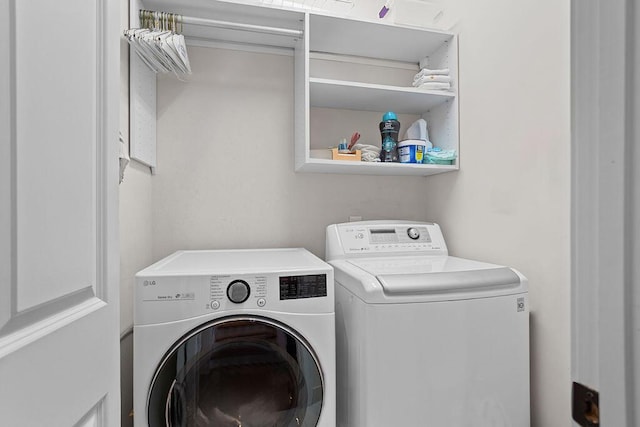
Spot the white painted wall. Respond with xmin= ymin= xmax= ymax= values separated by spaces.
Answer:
xmin=421 ymin=1 xmax=571 ymax=426
xmin=119 ymin=1 xmax=153 ymax=425
xmin=119 ymin=0 xmax=570 ymax=425
xmin=152 ymin=46 xmax=429 ymax=260
xmin=119 ymin=160 xmax=153 ymax=333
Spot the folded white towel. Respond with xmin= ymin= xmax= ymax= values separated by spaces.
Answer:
xmin=351 ymin=143 xmax=381 ymax=162
xmin=413 ymin=68 xmax=450 ymax=81
xmin=413 ymin=74 xmax=452 ymax=85
xmin=414 ymin=82 xmax=451 ymax=91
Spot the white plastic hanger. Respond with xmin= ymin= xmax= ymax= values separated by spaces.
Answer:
xmin=124 ymin=11 xmax=192 ymax=78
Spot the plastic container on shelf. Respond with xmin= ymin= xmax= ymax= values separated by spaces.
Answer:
xmin=398 ymin=140 xmax=427 ymax=163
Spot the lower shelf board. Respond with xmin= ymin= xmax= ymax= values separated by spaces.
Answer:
xmin=295 ymin=158 xmax=458 ymax=176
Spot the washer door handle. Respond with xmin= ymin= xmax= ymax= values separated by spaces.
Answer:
xmin=167 ymin=380 xmax=186 ymax=427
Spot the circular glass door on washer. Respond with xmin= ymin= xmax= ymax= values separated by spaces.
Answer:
xmin=148 ymin=317 xmax=323 ymax=427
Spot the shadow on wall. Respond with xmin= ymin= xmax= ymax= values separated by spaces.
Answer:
xmin=121 ymin=329 xmax=134 ymax=427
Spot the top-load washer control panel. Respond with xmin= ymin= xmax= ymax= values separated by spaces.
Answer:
xmin=326 ymin=221 xmax=448 ymax=260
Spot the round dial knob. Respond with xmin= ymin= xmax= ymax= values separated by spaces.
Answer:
xmin=407 ymin=227 xmax=420 ymax=240
xmin=227 ymin=280 xmax=250 ymax=304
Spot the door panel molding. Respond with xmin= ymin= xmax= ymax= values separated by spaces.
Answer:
xmin=0 ymin=288 xmax=100 ymax=358
xmin=74 ymin=395 xmax=106 ymax=427
xmin=95 ymin=0 xmax=111 ymax=305
xmin=14 ymin=0 xmax=101 ymax=311
xmin=2 ymin=0 xmax=111 ymax=338
xmin=0 ymin=0 xmax=16 ymax=332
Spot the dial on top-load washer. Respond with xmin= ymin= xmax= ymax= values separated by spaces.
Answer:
xmin=326 ymin=220 xmax=530 ymax=427
xmin=133 ymin=248 xmax=335 ymax=427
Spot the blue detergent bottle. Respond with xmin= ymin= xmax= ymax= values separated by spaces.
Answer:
xmin=379 ymin=111 xmax=400 ymax=162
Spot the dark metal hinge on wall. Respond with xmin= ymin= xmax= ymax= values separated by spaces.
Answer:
xmin=572 ymin=382 xmax=600 ymax=426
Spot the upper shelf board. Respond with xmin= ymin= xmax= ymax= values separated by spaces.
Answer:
xmin=309 ymin=14 xmax=454 ymax=63
xmin=310 ymin=78 xmax=455 ymax=114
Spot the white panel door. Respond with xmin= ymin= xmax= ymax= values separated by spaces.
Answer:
xmin=571 ymin=0 xmax=638 ymax=425
xmin=0 ymin=0 xmax=120 ymax=425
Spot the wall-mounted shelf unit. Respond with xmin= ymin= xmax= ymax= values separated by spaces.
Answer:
xmin=130 ymin=0 xmax=459 ymax=176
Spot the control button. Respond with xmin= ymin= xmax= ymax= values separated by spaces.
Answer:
xmin=407 ymin=227 xmax=420 ymax=240
xmin=257 ymin=298 xmax=266 ymax=307
xmin=227 ymin=280 xmax=250 ymax=304
xmin=211 ymin=300 xmax=220 ymax=310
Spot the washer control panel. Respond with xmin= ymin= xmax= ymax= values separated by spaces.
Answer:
xmin=134 ymin=249 xmax=333 ymax=325
xmin=136 ymin=270 xmax=333 ymax=324
xmin=330 ymin=222 xmax=448 ymax=256
xmin=210 ymin=275 xmax=267 ymax=309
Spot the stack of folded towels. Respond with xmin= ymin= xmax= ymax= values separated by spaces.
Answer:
xmin=412 ymin=68 xmax=452 ymax=91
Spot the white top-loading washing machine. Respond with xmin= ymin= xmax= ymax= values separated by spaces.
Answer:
xmin=326 ymin=221 xmax=530 ymax=427
xmin=133 ymin=248 xmax=335 ymax=427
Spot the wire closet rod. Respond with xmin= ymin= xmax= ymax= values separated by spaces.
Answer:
xmin=140 ymin=9 xmax=304 ymax=38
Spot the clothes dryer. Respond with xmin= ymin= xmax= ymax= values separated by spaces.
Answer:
xmin=133 ymin=248 xmax=335 ymax=427
xmin=326 ymin=221 xmax=530 ymax=427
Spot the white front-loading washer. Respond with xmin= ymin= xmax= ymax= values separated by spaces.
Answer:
xmin=326 ymin=221 xmax=530 ymax=427
xmin=133 ymin=248 xmax=335 ymax=427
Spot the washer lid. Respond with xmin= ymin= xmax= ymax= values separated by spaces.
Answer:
xmin=376 ymin=268 xmax=521 ymax=295
xmin=334 ymin=256 xmax=526 ymax=302
xmin=347 ymin=255 xmax=500 ymax=276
